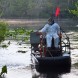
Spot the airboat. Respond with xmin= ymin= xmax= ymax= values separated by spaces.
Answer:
xmin=30 ymin=29 xmax=71 ymax=73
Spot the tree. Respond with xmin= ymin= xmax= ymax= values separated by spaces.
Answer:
xmin=69 ymin=1 xmax=78 ymax=17
xmin=0 ymin=0 xmax=4 ymax=17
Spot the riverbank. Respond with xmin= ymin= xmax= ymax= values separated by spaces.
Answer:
xmin=0 ymin=18 xmax=78 ymax=31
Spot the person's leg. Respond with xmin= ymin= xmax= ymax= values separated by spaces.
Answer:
xmin=46 ymin=35 xmax=52 ymax=47
xmin=54 ymin=37 xmax=59 ymax=48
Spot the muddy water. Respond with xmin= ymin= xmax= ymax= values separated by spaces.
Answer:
xmin=0 ymin=40 xmax=32 ymax=78
xmin=32 ymin=49 xmax=78 ymax=78
xmin=0 ymin=20 xmax=78 ymax=78
xmin=0 ymin=32 xmax=78 ymax=78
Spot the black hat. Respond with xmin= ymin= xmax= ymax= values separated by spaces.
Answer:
xmin=48 ymin=17 xmax=54 ymax=22
xmin=48 ymin=17 xmax=54 ymax=25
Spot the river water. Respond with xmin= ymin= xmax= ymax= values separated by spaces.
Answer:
xmin=0 ymin=20 xmax=78 ymax=78
xmin=0 ymin=31 xmax=78 ymax=78
xmin=0 ymin=40 xmax=32 ymax=78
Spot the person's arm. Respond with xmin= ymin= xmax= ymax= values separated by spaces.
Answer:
xmin=58 ymin=32 xmax=62 ymax=38
xmin=37 ymin=24 xmax=48 ymax=35
xmin=36 ymin=32 xmax=43 ymax=35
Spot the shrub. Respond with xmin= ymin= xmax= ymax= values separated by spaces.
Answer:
xmin=0 ymin=22 xmax=8 ymax=43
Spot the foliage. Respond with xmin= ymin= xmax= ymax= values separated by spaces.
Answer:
xmin=14 ymin=27 xmax=26 ymax=35
xmin=0 ymin=0 xmax=3 ymax=17
xmin=0 ymin=65 xmax=7 ymax=76
xmin=6 ymin=28 xmax=33 ymax=42
xmin=69 ymin=1 xmax=78 ymax=17
xmin=0 ymin=22 xmax=8 ymax=43
xmin=0 ymin=0 xmax=77 ymax=18
xmin=1 ymin=44 xmax=8 ymax=48
xmin=73 ymin=62 xmax=78 ymax=68
xmin=26 ymin=30 xmax=33 ymax=35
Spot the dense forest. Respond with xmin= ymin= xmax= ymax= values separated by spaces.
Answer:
xmin=0 ymin=0 xmax=77 ymax=18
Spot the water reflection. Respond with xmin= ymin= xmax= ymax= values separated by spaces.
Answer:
xmin=0 ymin=40 xmax=32 ymax=78
xmin=45 ymin=73 xmax=60 ymax=78
xmin=32 ymin=66 xmax=71 ymax=78
xmin=32 ymin=73 xmax=60 ymax=78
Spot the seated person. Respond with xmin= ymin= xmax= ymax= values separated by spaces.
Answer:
xmin=37 ymin=17 xmax=62 ymax=50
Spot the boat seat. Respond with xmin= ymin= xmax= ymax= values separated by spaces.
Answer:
xmin=43 ymin=38 xmax=62 ymax=57
xmin=30 ymin=32 xmax=40 ymax=52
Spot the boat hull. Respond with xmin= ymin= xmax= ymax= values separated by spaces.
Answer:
xmin=35 ymin=56 xmax=71 ymax=73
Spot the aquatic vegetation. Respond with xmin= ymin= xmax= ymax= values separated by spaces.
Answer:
xmin=1 ymin=44 xmax=8 ymax=48
xmin=0 ymin=65 xmax=7 ymax=77
xmin=17 ymin=50 xmax=27 ymax=53
xmin=6 ymin=28 xmax=33 ymax=43
xmin=73 ymin=62 xmax=78 ymax=68
xmin=14 ymin=27 xmax=26 ymax=35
